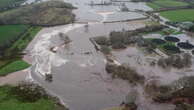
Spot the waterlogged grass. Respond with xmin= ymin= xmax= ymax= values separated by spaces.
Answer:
xmin=160 ymin=9 xmax=194 ymax=22
xmin=0 ymin=86 xmax=57 ymax=110
xmin=0 ymin=60 xmax=30 ymax=76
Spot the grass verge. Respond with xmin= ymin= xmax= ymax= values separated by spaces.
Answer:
xmin=0 ymin=60 xmax=30 ymax=76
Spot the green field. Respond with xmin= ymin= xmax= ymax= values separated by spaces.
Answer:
xmin=6 ymin=26 xmax=42 ymax=54
xmin=0 ymin=25 xmax=29 ymax=48
xmin=0 ymin=86 xmax=63 ymax=110
xmin=0 ymin=60 xmax=30 ymax=76
xmin=0 ymin=0 xmax=25 ymax=9
xmin=160 ymin=9 xmax=194 ymax=22
xmin=0 ymin=25 xmax=41 ymax=76
xmin=147 ymin=0 xmax=189 ymax=10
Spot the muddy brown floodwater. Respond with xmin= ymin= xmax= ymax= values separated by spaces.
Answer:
xmin=24 ymin=0 xmax=194 ymax=110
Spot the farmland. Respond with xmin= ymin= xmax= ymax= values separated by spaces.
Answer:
xmin=147 ymin=0 xmax=189 ymax=10
xmin=146 ymin=0 xmax=194 ymax=22
xmin=160 ymin=9 xmax=194 ymax=22
xmin=0 ymin=25 xmax=30 ymax=50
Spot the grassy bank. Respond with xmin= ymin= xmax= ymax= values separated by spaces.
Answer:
xmin=0 ymin=84 xmax=67 ymax=110
xmin=0 ymin=60 xmax=30 ymax=76
xmin=0 ymin=25 xmax=41 ymax=76
xmin=5 ymin=26 xmax=42 ymax=55
xmin=159 ymin=9 xmax=194 ymax=22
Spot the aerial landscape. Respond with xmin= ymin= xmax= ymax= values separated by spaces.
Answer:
xmin=0 ymin=0 xmax=194 ymax=110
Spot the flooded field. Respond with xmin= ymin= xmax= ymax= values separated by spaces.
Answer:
xmin=24 ymin=0 xmax=194 ymax=110
xmin=27 ymin=22 xmax=146 ymax=110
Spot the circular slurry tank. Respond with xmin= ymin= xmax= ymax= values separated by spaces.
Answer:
xmin=163 ymin=45 xmax=181 ymax=54
xmin=151 ymin=38 xmax=166 ymax=45
xmin=177 ymin=42 xmax=194 ymax=50
xmin=164 ymin=36 xmax=180 ymax=42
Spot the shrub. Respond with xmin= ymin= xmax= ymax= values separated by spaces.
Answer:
xmin=112 ymin=42 xmax=126 ymax=49
xmin=109 ymin=31 xmax=125 ymax=45
xmin=153 ymin=76 xmax=194 ymax=103
xmin=94 ymin=36 xmax=110 ymax=46
xmin=11 ymin=82 xmax=48 ymax=102
xmin=100 ymin=45 xmax=111 ymax=55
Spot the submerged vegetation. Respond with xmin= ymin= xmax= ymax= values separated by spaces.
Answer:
xmin=150 ymin=76 xmax=194 ymax=104
xmin=157 ymin=53 xmax=192 ymax=69
xmin=94 ymin=25 xmax=166 ymax=52
xmin=146 ymin=76 xmax=194 ymax=109
xmin=106 ymin=63 xmax=144 ymax=84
